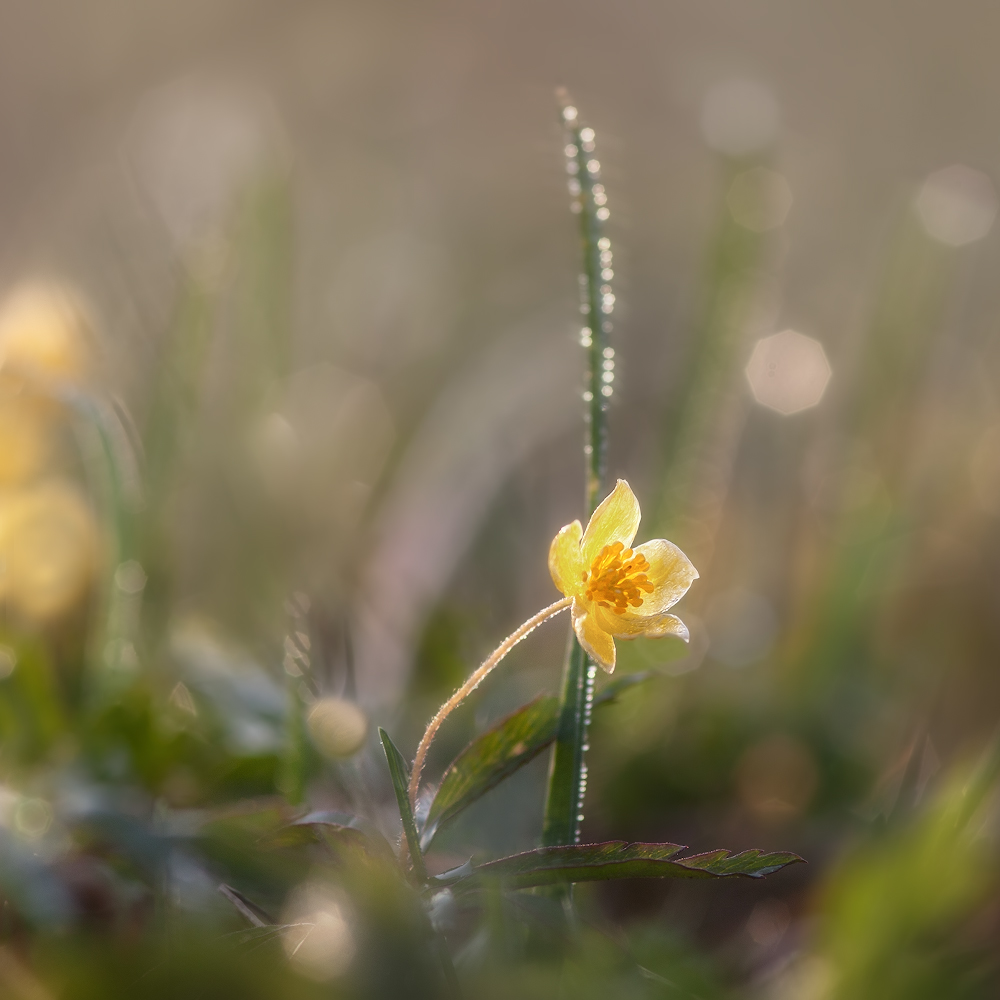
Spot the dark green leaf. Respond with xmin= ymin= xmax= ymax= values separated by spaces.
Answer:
xmin=421 ymin=695 xmax=559 ymax=850
xmin=450 ymin=841 xmax=804 ymax=892
xmin=379 ymin=728 xmax=427 ymax=881
xmin=287 ymin=810 xmax=395 ymax=860
xmin=421 ymin=676 xmax=663 ymax=851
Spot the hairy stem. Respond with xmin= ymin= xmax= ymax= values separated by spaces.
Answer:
xmin=408 ymin=596 xmax=572 ymax=809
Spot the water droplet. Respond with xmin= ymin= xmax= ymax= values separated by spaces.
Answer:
xmin=583 ymin=444 xmax=594 ymax=454
xmin=582 ymin=391 xmax=593 ymax=402
xmin=600 ymin=250 xmax=612 ymax=264
xmin=563 ymin=106 xmax=578 ymax=122
xmin=603 ymin=347 xmax=615 ymax=359
xmin=580 ymin=127 xmax=595 ymax=143
xmin=586 ymin=159 xmax=600 ymax=174
xmin=570 ymin=201 xmax=582 ymax=214
xmin=594 ymin=192 xmax=608 ymax=207
xmin=602 ymin=321 xmax=613 ymax=333
xmin=601 ymin=385 xmax=614 ymax=397
xmin=564 ymin=144 xmax=578 ymax=157
xmin=568 ymin=179 xmax=581 ymax=196
xmin=601 ymin=268 xmax=613 ymax=281
xmin=598 ymin=237 xmax=610 ymax=251
xmin=596 ymin=207 xmax=610 ymax=221
xmin=603 ymin=359 xmax=614 ymax=371
xmin=566 ymin=161 xmax=579 ymax=175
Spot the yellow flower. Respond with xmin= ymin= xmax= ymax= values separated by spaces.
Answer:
xmin=0 ymin=480 xmax=100 ymax=622
xmin=0 ymin=282 xmax=90 ymax=389
xmin=549 ymin=479 xmax=698 ymax=673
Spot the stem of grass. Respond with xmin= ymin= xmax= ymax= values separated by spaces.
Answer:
xmin=542 ymin=94 xmax=611 ymax=849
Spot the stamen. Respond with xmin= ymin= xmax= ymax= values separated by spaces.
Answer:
xmin=583 ymin=542 xmax=655 ymax=613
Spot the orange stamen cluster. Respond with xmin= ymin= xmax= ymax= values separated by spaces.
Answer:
xmin=582 ymin=541 xmax=654 ymax=614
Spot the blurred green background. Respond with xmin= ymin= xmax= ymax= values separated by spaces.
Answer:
xmin=0 ymin=0 xmax=999 ymax=996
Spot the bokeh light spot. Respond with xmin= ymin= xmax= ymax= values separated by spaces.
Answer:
xmin=746 ymin=329 xmax=831 ymax=415
xmin=14 ymin=798 xmax=52 ymax=840
xmin=307 ymin=697 xmax=368 ymax=758
xmin=916 ymin=164 xmax=997 ymax=246
xmin=282 ymin=884 xmax=356 ymax=982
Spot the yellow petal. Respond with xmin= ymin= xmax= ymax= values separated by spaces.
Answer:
xmin=595 ymin=605 xmax=689 ymax=642
xmin=633 ymin=538 xmax=698 ymax=614
xmin=572 ymin=599 xmax=616 ymax=673
xmin=581 ymin=479 xmax=641 ymax=567
xmin=548 ymin=519 xmax=584 ymax=597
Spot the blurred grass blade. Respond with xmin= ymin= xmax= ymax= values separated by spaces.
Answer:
xmin=379 ymin=728 xmax=428 ymax=881
xmin=651 ymin=155 xmax=768 ymax=542
xmin=218 ymin=883 xmax=273 ymax=927
xmin=448 ymin=841 xmax=803 ymax=892
xmin=421 ymin=695 xmax=560 ymax=850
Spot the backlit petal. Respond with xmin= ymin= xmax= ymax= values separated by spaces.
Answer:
xmin=632 ymin=538 xmax=698 ymax=614
xmin=581 ymin=479 xmax=641 ymax=567
xmin=572 ymin=599 xmax=617 ymax=673
xmin=549 ymin=520 xmax=584 ymax=597
xmin=595 ymin=604 xmax=689 ymax=642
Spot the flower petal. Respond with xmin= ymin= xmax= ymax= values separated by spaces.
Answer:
xmin=581 ymin=479 xmax=641 ymax=567
xmin=595 ymin=605 xmax=689 ymax=642
xmin=572 ymin=599 xmax=616 ymax=673
xmin=632 ymin=538 xmax=698 ymax=614
xmin=548 ymin=519 xmax=584 ymax=597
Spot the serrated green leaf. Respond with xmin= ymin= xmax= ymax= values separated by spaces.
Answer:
xmin=379 ymin=728 xmax=427 ymax=881
xmin=421 ymin=695 xmax=559 ymax=850
xmin=448 ymin=841 xmax=804 ymax=892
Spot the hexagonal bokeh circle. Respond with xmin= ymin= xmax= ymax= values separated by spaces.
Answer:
xmin=745 ymin=329 xmax=831 ymax=415
xmin=916 ymin=164 xmax=997 ymax=247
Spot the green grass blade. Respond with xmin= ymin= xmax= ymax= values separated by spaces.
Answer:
xmin=542 ymin=96 xmax=613 ymax=850
xmin=379 ymin=728 xmax=428 ymax=882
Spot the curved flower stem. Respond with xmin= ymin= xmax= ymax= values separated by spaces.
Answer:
xmin=408 ymin=596 xmax=573 ymax=810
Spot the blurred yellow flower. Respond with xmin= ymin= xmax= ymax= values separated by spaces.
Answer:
xmin=0 ymin=282 xmax=90 ymax=393
xmin=0 ymin=395 xmax=51 ymax=485
xmin=548 ymin=479 xmax=698 ymax=672
xmin=0 ymin=481 xmax=99 ymax=622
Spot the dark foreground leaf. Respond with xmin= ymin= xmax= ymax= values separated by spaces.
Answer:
xmin=444 ymin=841 xmax=804 ymax=892
xmin=421 ymin=695 xmax=559 ymax=850
xmin=379 ymin=728 xmax=427 ymax=881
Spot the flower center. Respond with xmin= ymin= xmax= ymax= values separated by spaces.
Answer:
xmin=582 ymin=541 xmax=655 ymax=614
